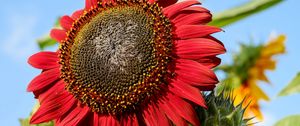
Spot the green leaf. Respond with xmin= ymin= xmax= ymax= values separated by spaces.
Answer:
xmin=216 ymin=43 xmax=263 ymax=92
xmin=275 ymin=115 xmax=300 ymax=126
xmin=37 ymin=18 xmax=60 ymax=50
xmin=209 ymin=0 xmax=283 ymax=27
xmin=37 ymin=36 xmax=57 ymax=50
xmin=278 ymin=72 xmax=300 ymax=96
xmin=19 ymin=118 xmax=31 ymax=126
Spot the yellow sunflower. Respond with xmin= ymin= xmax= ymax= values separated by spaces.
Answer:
xmin=219 ymin=34 xmax=286 ymax=120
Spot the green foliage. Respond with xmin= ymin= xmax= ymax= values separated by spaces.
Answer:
xmin=196 ymin=92 xmax=252 ymax=126
xmin=278 ymin=72 xmax=300 ymax=96
xmin=209 ymin=0 xmax=283 ymax=27
xmin=37 ymin=36 xmax=57 ymax=50
xmin=37 ymin=18 xmax=60 ymax=50
xmin=274 ymin=115 xmax=300 ymax=126
xmin=217 ymin=43 xmax=263 ymax=89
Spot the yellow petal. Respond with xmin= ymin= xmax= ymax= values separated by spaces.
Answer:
xmin=249 ymin=80 xmax=270 ymax=101
xmin=261 ymin=34 xmax=286 ymax=57
xmin=233 ymin=85 xmax=264 ymax=120
xmin=255 ymin=58 xmax=276 ymax=70
xmin=249 ymin=103 xmax=263 ymax=120
xmin=257 ymin=70 xmax=269 ymax=82
xmin=232 ymin=86 xmax=247 ymax=105
xmin=249 ymin=67 xmax=269 ymax=83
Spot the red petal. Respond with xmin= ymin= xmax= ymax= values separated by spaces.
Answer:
xmin=132 ymin=115 xmax=138 ymax=126
xmin=95 ymin=114 xmax=107 ymax=126
xmin=174 ymin=25 xmax=222 ymax=39
xmin=163 ymin=0 xmax=200 ymax=18
xmin=172 ymin=11 xmax=212 ymax=26
xmin=107 ymin=116 xmax=119 ymax=126
xmin=175 ymin=59 xmax=218 ymax=86
xmin=206 ymin=35 xmax=224 ymax=46
xmin=77 ymin=113 xmax=94 ymax=126
xmin=50 ymin=29 xmax=67 ymax=43
xmin=85 ymin=0 xmax=98 ymax=10
xmin=170 ymin=6 xmax=210 ymax=20
xmin=157 ymin=0 xmax=177 ymax=7
xmin=175 ymin=38 xmax=225 ymax=59
xmin=148 ymin=0 xmax=155 ymax=4
xmin=71 ymin=9 xmax=84 ymax=20
xmin=159 ymin=99 xmax=187 ymax=126
xmin=94 ymin=114 xmax=120 ymax=126
xmin=60 ymin=15 xmax=74 ymax=31
xmin=144 ymin=103 xmax=170 ymax=126
xmin=197 ymin=56 xmax=221 ymax=68
xmin=93 ymin=113 xmax=101 ymax=126
xmin=58 ymin=106 xmax=90 ymax=126
xmin=101 ymin=0 xmax=116 ymax=6
xmin=167 ymin=94 xmax=200 ymax=126
xmin=154 ymin=104 xmax=170 ymax=126
xmin=120 ymin=114 xmax=138 ymax=126
xmin=27 ymin=68 xmax=60 ymax=92
xmin=199 ymin=85 xmax=216 ymax=91
xmin=183 ymin=6 xmax=210 ymax=13
xmin=143 ymin=106 xmax=156 ymax=126
xmin=28 ymin=51 xmax=59 ymax=70
xmin=30 ymin=92 xmax=75 ymax=124
xmin=145 ymin=103 xmax=170 ymax=126
xmin=38 ymin=80 xmax=65 ymax=104
xmin=169 ymin=79 xmax=207 ymax=107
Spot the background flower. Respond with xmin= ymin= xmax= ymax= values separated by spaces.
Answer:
xmin=218 ymin=34 xmax=286 ymax=120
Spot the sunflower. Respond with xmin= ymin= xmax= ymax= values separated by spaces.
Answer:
xmin=27 ymin=0 xmax=225 ymax=125
xmin=220 ymin=34 xmax=286 ymax=120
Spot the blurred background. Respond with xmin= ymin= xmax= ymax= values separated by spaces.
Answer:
xmin=0 ymin=0 xmax=299 ymax=125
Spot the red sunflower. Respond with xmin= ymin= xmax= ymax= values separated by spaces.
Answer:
xmin=27 ymin=0 xmax=225 ymax=125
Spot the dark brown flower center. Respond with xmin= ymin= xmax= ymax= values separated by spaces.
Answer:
xmin=71 ymin=6 xmax=155 ymax=97
xmin=59 ymin=0 xmax=173 ymax=115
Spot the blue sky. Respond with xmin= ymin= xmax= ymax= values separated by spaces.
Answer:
xmin=0 ymin=0 xmax=299 ymax=126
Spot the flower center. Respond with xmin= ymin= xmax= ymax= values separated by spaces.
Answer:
xmin=71 ymin=6 xmax=155 ymax=97
xmin=59 ymin=0 xmax=173 ymax=115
